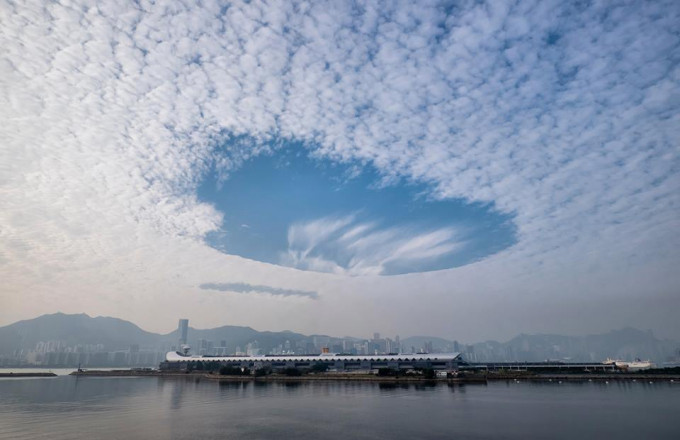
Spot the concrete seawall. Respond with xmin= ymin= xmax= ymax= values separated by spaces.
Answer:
xmin=0 ymin=372 xmax=57 ymax=378
xmin=68 ymin=370 xmax=680 ymax=384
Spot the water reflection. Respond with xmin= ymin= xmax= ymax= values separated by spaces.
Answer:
xmin=377 ymin=382 xmax=411 ymax=391
xmin=218 ymin=380 xmax=249 ymax=391
xmin=0 ymin=377 xmax=678 ymax=440
xmin=281 ymin=381 xmax=302 ymax=391
xmin=413 ymin=382 xmax=438 ymax=391
xmin=169 ymin=379 xmax=186 ymax=410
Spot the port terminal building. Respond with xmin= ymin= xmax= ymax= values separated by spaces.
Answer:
xmin=161 ymin=351 xmax=464 ymax=372
xmin=161 ymin=351 xmax=623 ymax=374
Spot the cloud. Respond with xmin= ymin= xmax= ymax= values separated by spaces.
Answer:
xmin=200 ymin=283 xmax=318 ymax=299
xmin=1 ymin=0 xmax=679 ymax=338
xmin=282 ymin=215 xmax=463 ymax=275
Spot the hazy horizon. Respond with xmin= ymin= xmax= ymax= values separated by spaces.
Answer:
xmin=2 ymin=0 xmax=679 ymax=342
xmin=1 ymin=311 xmax=676 ymax=347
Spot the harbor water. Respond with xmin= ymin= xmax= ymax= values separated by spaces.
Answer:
xmin=0 ymin=375 xmax=678 ymax=439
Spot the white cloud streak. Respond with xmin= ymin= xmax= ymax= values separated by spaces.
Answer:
xmin=283 ymin=215 xmax=463 ymax=275
xmin=200 ymin=282 xmax=318 ymax=299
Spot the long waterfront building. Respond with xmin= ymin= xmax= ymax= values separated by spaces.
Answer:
xmin=162 ymin=351 xmax=463 ymax=371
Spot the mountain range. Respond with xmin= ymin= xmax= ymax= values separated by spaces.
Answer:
xmin=1 ymin=313 xmax=678 ymax=364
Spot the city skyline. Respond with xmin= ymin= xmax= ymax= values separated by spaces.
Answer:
xmin=2 ymin=312 xmax=676 ymax=368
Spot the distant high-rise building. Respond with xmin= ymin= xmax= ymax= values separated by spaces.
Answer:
xmin=198 ymin=338 xmax=210 ymax=355
xmin=177 ymin=319 xmax=189 ymax=346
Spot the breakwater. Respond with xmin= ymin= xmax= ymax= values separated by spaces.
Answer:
xmin=0 ymin=372 xmax=57 ymax=378
xmin=68 ymin=369 xmax=680 ymax=384
xmin=69 ymin=370 xmax=487 ymax=383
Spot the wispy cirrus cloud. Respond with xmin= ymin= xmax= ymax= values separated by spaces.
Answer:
xmin=200 ymin=283 xmax=318 ymax=299
xmin=281 ymin=215 xmax=463 ymax=276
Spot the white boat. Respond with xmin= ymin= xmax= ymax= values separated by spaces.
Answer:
xmin=603 ymin=358 xmax=654 ymax=371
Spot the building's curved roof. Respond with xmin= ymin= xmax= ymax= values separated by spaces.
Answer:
xmin=165 ymin=351 xmax=461 ymax=363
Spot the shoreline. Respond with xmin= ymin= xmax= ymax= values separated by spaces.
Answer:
xmin=69 ymin=370 xmax=486 ymax=383
xmin=67 ymin=370 xmax=680 ymax=383
xmin=0 ymin=372 xmax=58 ymax=378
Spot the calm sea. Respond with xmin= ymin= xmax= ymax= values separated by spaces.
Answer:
xmin=0 ymin=375 xmax=678 ymax=439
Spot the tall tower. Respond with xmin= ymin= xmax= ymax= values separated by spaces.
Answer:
xmin=177 ymin=319 xmax=189 ymax=346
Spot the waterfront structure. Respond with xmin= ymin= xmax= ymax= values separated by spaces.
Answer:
xmin=161 ymin=351 xmax=463 ymax=372
xmin=463 ymin=361 xmax=618 ymax=373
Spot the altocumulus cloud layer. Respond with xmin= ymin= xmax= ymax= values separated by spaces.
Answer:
xmin=1 ymin=0 xmax=679 ymax=338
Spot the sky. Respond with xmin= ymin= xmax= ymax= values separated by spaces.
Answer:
xmin=1 ymin=0 xmax=679 ymax=342
xmin=198 ymin=146 xmax=516 ymax=275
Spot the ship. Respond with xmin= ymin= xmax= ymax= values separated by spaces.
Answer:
xmin=603 ymin=358 xmax=654 ymax=371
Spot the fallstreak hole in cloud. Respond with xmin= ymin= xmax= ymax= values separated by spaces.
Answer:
xmin=198 ymin=146 xmax=517 ymax=275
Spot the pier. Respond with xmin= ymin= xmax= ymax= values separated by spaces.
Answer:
xmin=463 ymin=361 xmax=618 ymax=373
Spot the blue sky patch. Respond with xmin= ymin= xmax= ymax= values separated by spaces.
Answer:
xmin=198 ymin=143 xmax=516 ymax=275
